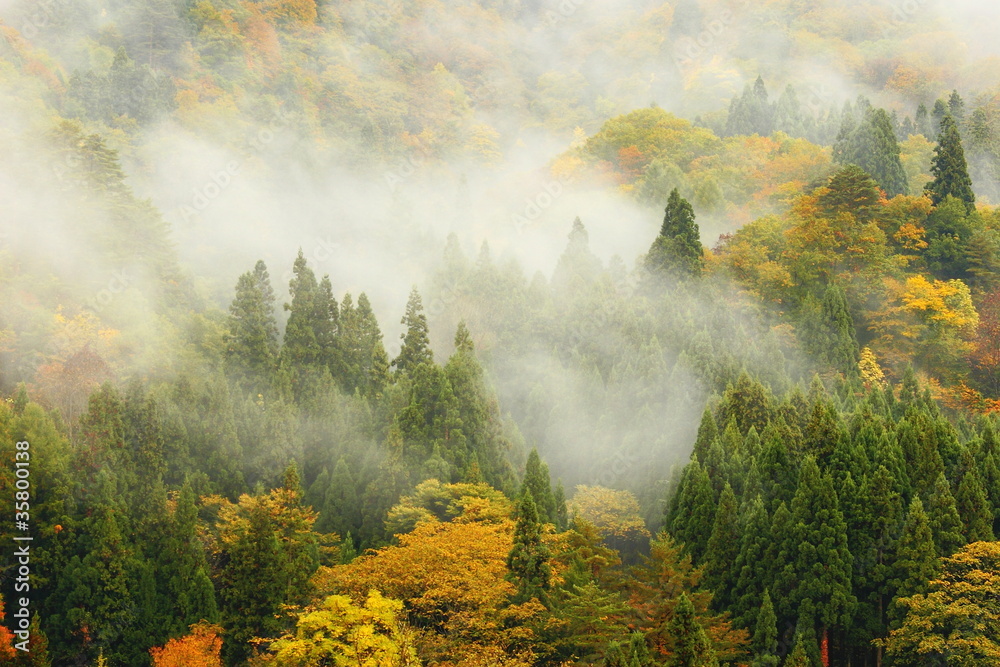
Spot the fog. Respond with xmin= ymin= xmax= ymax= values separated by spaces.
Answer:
xmin=1 ymin=0 xmax=998 ymax=495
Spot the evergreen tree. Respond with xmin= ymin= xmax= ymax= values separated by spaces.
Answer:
xmin=789 ymin=457 xmax=854 ymax=638
xmin=750 ymin=590 xmax=779 ymax=667
xmin=554 ymin=481 xmax=568 ymax=531
xmin=666 ymin=460 xmax=716 ymax=564
xmin=915 ymin=103 xmax=932 ymax=137
xmin=834 ymin=107 xmax=909 ymax=196
xmin=955 ymin=466 xmax=995 ymax=542
xmin=164 ymin=483 xmax=219 ymax=631
xmin=393 ymin=287 xmax=433 ymax=373
xmin=947 ymin=90 xmax=966 ymax=125
xmin=704 ymin=482 xmax=740 ymax=608
xmin=890 ymin=497 xmax=938 ymax=624
xmin=322 ymin=457 xmax=362 ymax=538
xmin=666 ymin=592 xmax=719 ymax=667
xmin=552 ymin=217 xmax=603 ymax=292
xmin=645 ymin=188 xmax=703 ymax=278
xmin=507 ymin=489 xmax=552 ymax=605
xmin=281 ymin=249 xmax=322 ymax=368
xmin=926 ymin=115 xmax=976 ymax=212
xmin=926 ymin=472 xmax=965 ymax=557
xmin=226 ymin=260 xmax=279 ymax=387
xmin=523 ymin=448 xmax=557 ymax=524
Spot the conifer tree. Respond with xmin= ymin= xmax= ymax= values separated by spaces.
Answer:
xmin=955 ymin=466 xmax=995 ymax=542
xmin=523 ymin=448 xmax=557 ymax=524
xmin=645 ymin=188 xmax=703 ymax=278
xmin=751 ymin=590 xmax=779 ymax=667
xmin=789 ymin=457 xmax=854 ymax=641
xmin=926 ymin=115 xmax=976 ymax=212
xmin=281 ymin=249 xmax=322 ymax=368
xmin=393 ymin=287 xmax=433 ymax=373
xmin=926 ymin=472 xmax=965 ymax=557
xmin=554 ymin=481 xmax=568 ymax=531
xmin=226 ymin=260 xmax=280 ymax=386
xmin=890 ymin=497 xmax=938 ymax=623
xmin=731 ymin=495 xmax=772 ymax=628
xmin=834 ymin=107 xmax=909 ymax=196
xmin=507 ymin=489 xmax=552 ymax=605
xmin=322 ymin=457 xmax=361 ymax=538
xmin=704 ymin=482 xmax=740 ymax=608
xmin=666 ymin=592 xmax=719 ymax=667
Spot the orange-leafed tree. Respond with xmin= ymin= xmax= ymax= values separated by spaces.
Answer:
xmin=149 ymin=623 xmax=223 ymax=667
xmin=0 ymin=595 xmax=17 ymax=661
xmin=626 ymin=531 xmax=748 ymax=664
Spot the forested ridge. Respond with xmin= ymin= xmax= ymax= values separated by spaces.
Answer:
xmin=1 ymin=0 xmax=1000 ymax=665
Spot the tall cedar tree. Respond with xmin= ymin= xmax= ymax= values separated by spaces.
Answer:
xmin=523 ymin=448 xmax=557 ymax=524
xmin=667 ymin=592 xmax=720 ymax=667
xmin=926 ymin=114 xmax=976 ymax=212
xmin=393 ymin=287 xmax=433 ymax=373
xmin=788 ymin=457 xmax=854 ymax=642
xmin=282 ymin=250 xmax=324 ymax=368
xmin=833 ymin=107 xmax=909 ymax=196
xmin=751 ymin=590 xmax=779 ymax=667
xmin=889 ymin=497 xmax=938 ymax=625
xmin=226 ymin=260 xmax=279 ymax=387
xmin=507 ymin=488 xmax=552 ymax=605
xmin=646 ymin=188 xmax=703 ymax=278
xmin=926 ymin=472 xmax=965 ymax=557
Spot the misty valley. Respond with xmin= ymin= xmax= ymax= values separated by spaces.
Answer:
xmin=0 ymin=0 xmax=1000 ymax=666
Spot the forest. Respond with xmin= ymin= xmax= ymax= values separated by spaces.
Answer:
xmin=0 ymin=0 xmax=999 ymax=665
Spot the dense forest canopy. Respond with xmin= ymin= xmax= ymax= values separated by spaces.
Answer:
xmin=1 ymin=0 xmax=1000 ymax=665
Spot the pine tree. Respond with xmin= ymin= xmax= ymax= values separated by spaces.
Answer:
xmin=645 ymin=188 xmax=704 ymax=278
xmin=955 ymin=466 xmax=995 ymax=542
xmin=817 ymin=284 xmax=860 ymax=376
xmin=507 ymin=489 xmax=552 ymax=605
xmin=789 ymin=457 xmax=854 ymax=636
xmin=926 ymin=472 xmax=965 ymax=557
xmin=834 ymin=107 xmax=909 ymax=196
xmin=322 ymin=457 xmax=362 ymax=538
xmin=730 ymin=495 xmax=772 ymax=628
xmin=393 ymin=287 xmax=433 ymax=373
xmin=947 ymin=90 xmax=966 ymax=125
xmin=166 ymin=483 xmax=219 ymax=630
xmin=523 ymin=449 xmax=557 ymax=524
xmin=666 ymin=460 xmax=715 ymax=564
xmin=750 ymin=590 xmax=779 ymax=667
xmin=552 ymin=217 xmax=603 ymax=292
xmin=704 ymin=482 xmax=740 ymax=608
xmin=226 ymin=261 xmax=280 ymax=385
xmin=926 ymin=115 xmax=976 ymax=212
xmin=282 ymin=250 xmax=324 ymax=369
xmin=666 ymin=592 xmax=719 ymax=667
xmin=915 ymin=103 xmax=932 ymax=137
xmin=554 ymin=481 xmax=568 ymax=531
xmin=890 ymin=497 xmax=938 ymax=624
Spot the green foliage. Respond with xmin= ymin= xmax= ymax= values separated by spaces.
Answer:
xmin=507 ymin=489 xmax=552 ymax=605
xmin=645 ymin=188 xmax=704 ymax=278
xmin=926 ymin=115 xmax=976 ymax=212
